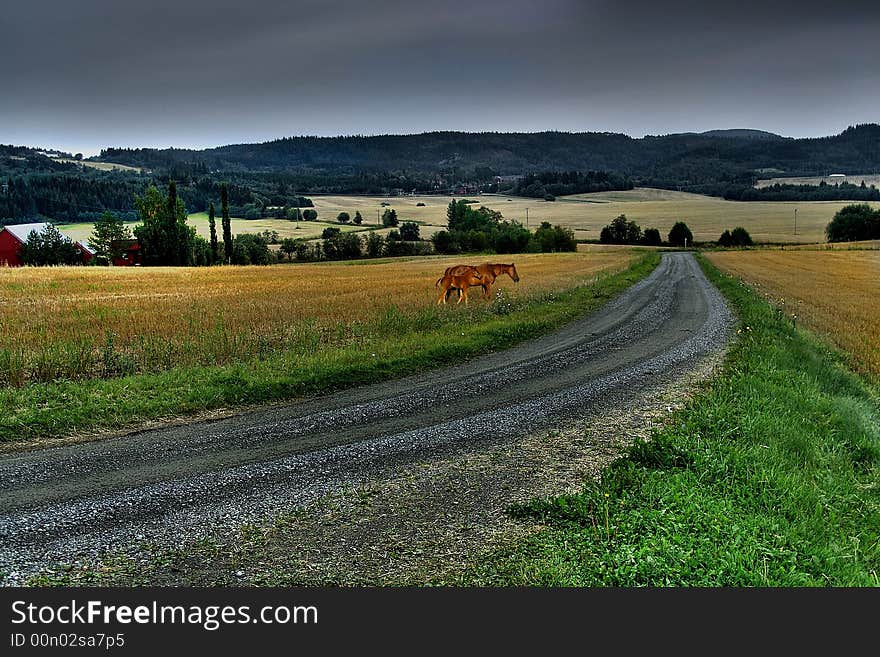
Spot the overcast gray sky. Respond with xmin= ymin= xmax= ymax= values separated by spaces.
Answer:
xmin=2 ymin=0 xmax=878 ymax=155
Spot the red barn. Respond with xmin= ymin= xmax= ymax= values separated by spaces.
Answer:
xmin=74 ymin=241 xmax=96 ymax=263
xmin=0 ymin=222 xmax=50 ymax=267
xmin=112 ymin=239 xmax=142 ymax=266
xmin=0 ymin=222 xmax=97 ymax=266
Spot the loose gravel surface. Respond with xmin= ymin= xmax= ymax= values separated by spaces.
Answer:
xmin=0 ymin=253 xmax=734 ymax=584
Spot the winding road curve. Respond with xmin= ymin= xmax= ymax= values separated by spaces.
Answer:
xmin=0 ymin=253 xmax=734 ymax=583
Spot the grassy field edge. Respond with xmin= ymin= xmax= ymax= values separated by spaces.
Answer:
xmin=459 ymin=254 xmax=880 ymax=586
xmin=1 ymin=253 xmax=660 ymax=446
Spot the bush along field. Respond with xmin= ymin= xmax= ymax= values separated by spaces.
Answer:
xmin=0 ymin=252 xmax=655 ymax=446
xmin=461 ymin=255 xmax=880 ymax=586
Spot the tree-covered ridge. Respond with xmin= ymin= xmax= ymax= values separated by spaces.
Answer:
xmin=3 ymin=124 xmax=879 ymax=223
xmin=0 ymin=150 xmax=315 ymax=223
xmin=98 ymin=124 xmax=880 ymax=181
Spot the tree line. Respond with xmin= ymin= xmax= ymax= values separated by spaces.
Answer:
xmin=431 ymin=200 xmax=576 ymax=254
xmin=95 ymin=125 xmax=880 ymax=199
xmin=513 ymin=170 xmax=634 ymax=199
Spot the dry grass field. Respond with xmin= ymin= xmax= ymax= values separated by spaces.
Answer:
xmin=706 ymin=250 xmax=880 ymax=379
xmin=54 ymin=188 xmax=878 ymax=246
xmin=51 ymin=158 xmax=145 ymax=173
xmin=756 ymin=174 xmax=880 ymax=188
xmin=56 ymin=214 xmax=380 ymax=244
xmin=0 ymin=252 xmax=635 ymax=387
xmin=308 ymin=189 xmax=879 ymax=244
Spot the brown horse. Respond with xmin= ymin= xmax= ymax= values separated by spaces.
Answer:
xmin=440 ymin=262 xmax=520 ymax=302
xmin=435 ymin=266 xmax=483 ymax=305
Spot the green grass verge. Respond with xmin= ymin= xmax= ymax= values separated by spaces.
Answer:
xmin=0 ymin=253 xmax=659 ymax=445
xmin=460 ymin=254 xmax=880 ymax=586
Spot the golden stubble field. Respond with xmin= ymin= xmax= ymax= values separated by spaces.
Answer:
xmin=305 ymin=188 xmax=879 ymax=244
xmin=706 ymin=250 xmax=880 ymax=378
xmin=0 ymin=251 xmax=636 ymax=386
xmin=55 ymin=188 xmax=878 ymax=245
xmin=756 ymin=174 xmax=880 ymax=188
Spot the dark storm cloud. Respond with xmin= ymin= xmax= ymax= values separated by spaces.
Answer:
xmin=2 ymin=0 xmax=878 ymax=154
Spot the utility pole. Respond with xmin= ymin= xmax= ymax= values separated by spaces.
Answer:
xmin=377 ymin=207 xmax=380 ymax=226
xmin=794 ymin=207 xmax=798 ymax=235
xmin=526 ymin=207 xmax=529 ymax=228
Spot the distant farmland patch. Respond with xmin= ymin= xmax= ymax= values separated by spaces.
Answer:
xmin=49 ymin=188 xmax=880 ymax=246
xmin=52 ymin=158 xmax=145 ymax=173
xmin=308 ymin=189 xmax=880 ymax=244
xmin=756 ymin=174 xmax=880 ymax=189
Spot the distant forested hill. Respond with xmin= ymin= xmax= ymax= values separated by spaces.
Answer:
xmin=2 ymin=124 xmax=878 ymax=222
xmin=98 ymin=124 xmax=880 ymax=184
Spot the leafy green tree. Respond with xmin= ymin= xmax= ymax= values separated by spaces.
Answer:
xmin=20 ymin=224 xmax=80 ymax=265
xmin=399 ymin=221 xmax=420 ymax=241
xmin=280 ymin=237 xmax=298 ymax=260
xmin=533 ymin=222 xmax=576 ymax=252
xmin=718 ymin=230 xmax=735 ymax=247
xmin=287 ymin=207 xmax=303 ymax=223
xmin=382 ymin=208 xmax=399 ymax=227
xmin=294 ymin=240 xmax=311 ymax=261
xmin=825 ymin=203 xmax=880 ymax=242
xmin=336 ymin=232 xmax=363 ymax=259
xmin=208 ymin=202 xmax=219 ymax=263
xmin=447 ymin=199 xmax=468 ymax=228
xmin=599 ymin=214 xmax=642 ymax=244
xmin=321 ymin=226 xmax=341 ymax=240
xmin=668 ymin=221 xmax=694 ymax=247
xmin=133 ymin=183 xmax=196 ymax=266
xmin=641 ymin=227 xmax=662 ymax=246
xmin=491 ymin=221 xmax=531 ymax=253
xmin=337 ymin=211 xmax=350 ymax=224
xmin=232 ymin=233 xmax=273 ymax=265
xmin=731 ymin=226 xmax=753 ymax=246
xmin=90 ymin=211 xmax=132 ymax=263
xmin=365 ymin=231 xmax=384 ymax=257
xmin=353 ymin=211 xmax=363 ymax=225
xmin=302 ymin=209 xmax=318 ymax=221
xmin=221 ymin=183 xmax=233 ymax=263
xmin=431 ymin=230 xmax=460 ymax=254
xmin=192 ymin=235 xmax=212 ymax=266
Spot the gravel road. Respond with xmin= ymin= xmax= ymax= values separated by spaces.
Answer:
xmin=0 ymin=252 xmax=734 ymax=584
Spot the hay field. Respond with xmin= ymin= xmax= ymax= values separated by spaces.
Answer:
xmin=52 ymin=158 xmax=144 ymax=173
xmin=0 ymin=251 xmax=635 ymax=387
xmin=56 ymin=215 xmax=378 ymax=244
xmin=706 ymin=250 xmax=880 ymax=378
xmin=756 ymin=174 xmax=880 ymax=188
xmin=55 ymin=188 xmax=877 ymax=246
xmin=309 ymin=189 xmax=879 ymax=244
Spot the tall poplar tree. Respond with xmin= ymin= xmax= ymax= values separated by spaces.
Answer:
xmin=221 ymin=183 xmax=232 ymax=264
xmin=208 ymin=201 xmax=219 ymax=263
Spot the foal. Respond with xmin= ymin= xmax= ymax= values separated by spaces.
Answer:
xmin=441 ymin=263 xmax=520 ymax=302
xmin=436 ymin=266 xmax=483 ymax=305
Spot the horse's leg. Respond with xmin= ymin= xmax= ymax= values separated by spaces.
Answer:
xmin=437 ymin=281 xmax=448 ymax=305
xmin=458 ymin=286 xmax=467 ymax=305
xmin=483 ymin=282 xmax=492 ymax=301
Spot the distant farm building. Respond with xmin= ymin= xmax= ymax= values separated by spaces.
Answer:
xmin=111 ymin=239 xmax=142 ymax=267
xmin=74 ymin=241 xmax=95 ymax=264
xmin=0 ymin=223 xmax=50 ymax=267
xmin=0 ymin=222 xmax=104 ymax=267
